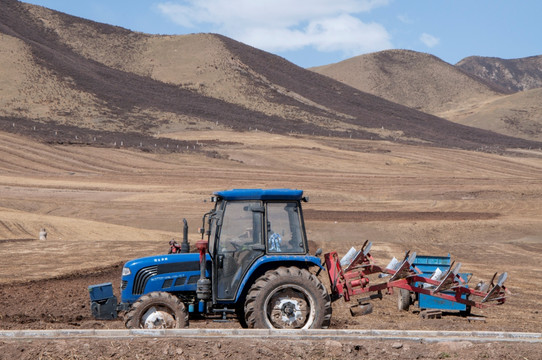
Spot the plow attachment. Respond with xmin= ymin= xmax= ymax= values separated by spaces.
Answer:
xmin=324 ymin=241 xmax=507 ymax=312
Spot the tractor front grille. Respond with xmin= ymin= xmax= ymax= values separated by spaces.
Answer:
xmin=133 ymin=265 xmax=158 ymax=295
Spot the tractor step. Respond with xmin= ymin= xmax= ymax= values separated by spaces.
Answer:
xmin=211 ymin=308 xmax=236 ymax=322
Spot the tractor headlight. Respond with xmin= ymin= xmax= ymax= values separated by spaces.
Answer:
xmin=122 ymin=267 xmax=131 ymax=276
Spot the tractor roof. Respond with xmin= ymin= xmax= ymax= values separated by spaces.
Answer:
xmin=214 ymin=189 xmax=304 ymax=201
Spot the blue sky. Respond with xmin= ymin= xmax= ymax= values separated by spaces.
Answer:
xmin=23 ymin=0 xmax=541 ymax=68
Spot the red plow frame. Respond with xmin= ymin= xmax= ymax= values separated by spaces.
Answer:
xmin=324 ymin=241 xmax=507 ymax=310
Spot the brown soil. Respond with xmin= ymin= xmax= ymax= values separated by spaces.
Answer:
xmin=2 ymin=336 xmax=540 ymax=360
xmin=304 ymin=209 xmax=500 ymax=222
xmin=0 ymin=232 xmax=540 ymax=360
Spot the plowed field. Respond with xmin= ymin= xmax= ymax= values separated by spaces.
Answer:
xmin=1 ymin=131 xmax=541 ymax=359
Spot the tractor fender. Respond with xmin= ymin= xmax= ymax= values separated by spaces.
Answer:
xmin=233 ymin=254 xmax=323 ymax=303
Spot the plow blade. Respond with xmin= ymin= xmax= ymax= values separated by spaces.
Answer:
xmin=481 ymin=272 xmax=508 ymax=303
xmin=432 ymin=262 xmax=462 ymax=294
xmin=388 ymin=252 xmax=417 ymax=281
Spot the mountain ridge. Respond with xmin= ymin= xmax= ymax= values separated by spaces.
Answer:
xmin=0 ymin=0 xmax=540 ymax=151
xmin=312 ymin=49 xmax=542 ymax=141
xmin=457 ymin=55 xmax=542 ymax=92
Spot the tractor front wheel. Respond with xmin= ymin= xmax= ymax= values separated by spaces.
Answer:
xmin=244 ymin=266 xmax=331 ymax=329
xmin=125 ymin=291 xmax=188 ymax=329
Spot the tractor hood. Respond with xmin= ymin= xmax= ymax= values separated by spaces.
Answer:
xmin=122 ymin=253 xmax=204 ymax=274
xmin=120 ymin=253 xmax=211 ymax=304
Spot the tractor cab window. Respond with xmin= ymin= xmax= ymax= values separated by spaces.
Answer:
xmin=266 ymin=202 xmax=305 ymax=254
xmin=216 ymin=201 xmax=264 ymax=300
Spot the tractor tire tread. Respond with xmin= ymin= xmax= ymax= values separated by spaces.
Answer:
xmin=244 ymin=266 xmax=331 ymax=329
xmin=124 ymin=291 xmax=188 ymax=329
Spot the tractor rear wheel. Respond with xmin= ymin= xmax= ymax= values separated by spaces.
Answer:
xmin=244 ymin=266 xmax=331 ymax=329
xmin=125 ymin=291 xmax=188 ymax=329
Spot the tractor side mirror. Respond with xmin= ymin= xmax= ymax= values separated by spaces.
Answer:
xmin=315 ymin=248 xmax=323 ymax=257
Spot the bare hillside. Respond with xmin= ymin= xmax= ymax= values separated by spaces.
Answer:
xmin=311 ymin=50 xmax=542 ymax=142
xmin=457 ymin=55 xmax=542 ymax=92
xmin=21 ymin=4 xmax=287 ymax=125
xmin=310 ymin=49 xmax=506 ymax=115
xmin=0 ymin=0 xmax=540 ymax=151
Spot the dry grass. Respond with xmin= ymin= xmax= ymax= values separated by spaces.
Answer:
xmin=5 ymin=2 xmax=539 ymax=151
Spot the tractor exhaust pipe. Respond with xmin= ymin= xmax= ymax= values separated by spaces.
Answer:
xmin=180 ymin=218 xmax=190 ymax=253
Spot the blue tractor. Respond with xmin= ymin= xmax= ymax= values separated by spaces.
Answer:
xmin=89 ymin=189 xmax=332 ymax=329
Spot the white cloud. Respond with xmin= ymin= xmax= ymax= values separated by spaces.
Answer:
xmin=157 ymin=0 xmax=392 ymax=55
xmin=397 ymin=14 xmax=413 ymax=24
xmin=420 ymin=33 xmax=439 ymax=48
xmin=241 ymin=14 xmax=391 ymax=55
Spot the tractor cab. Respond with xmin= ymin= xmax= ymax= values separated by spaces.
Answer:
xmin=202 ymin=189 xmax=310 ymax=302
